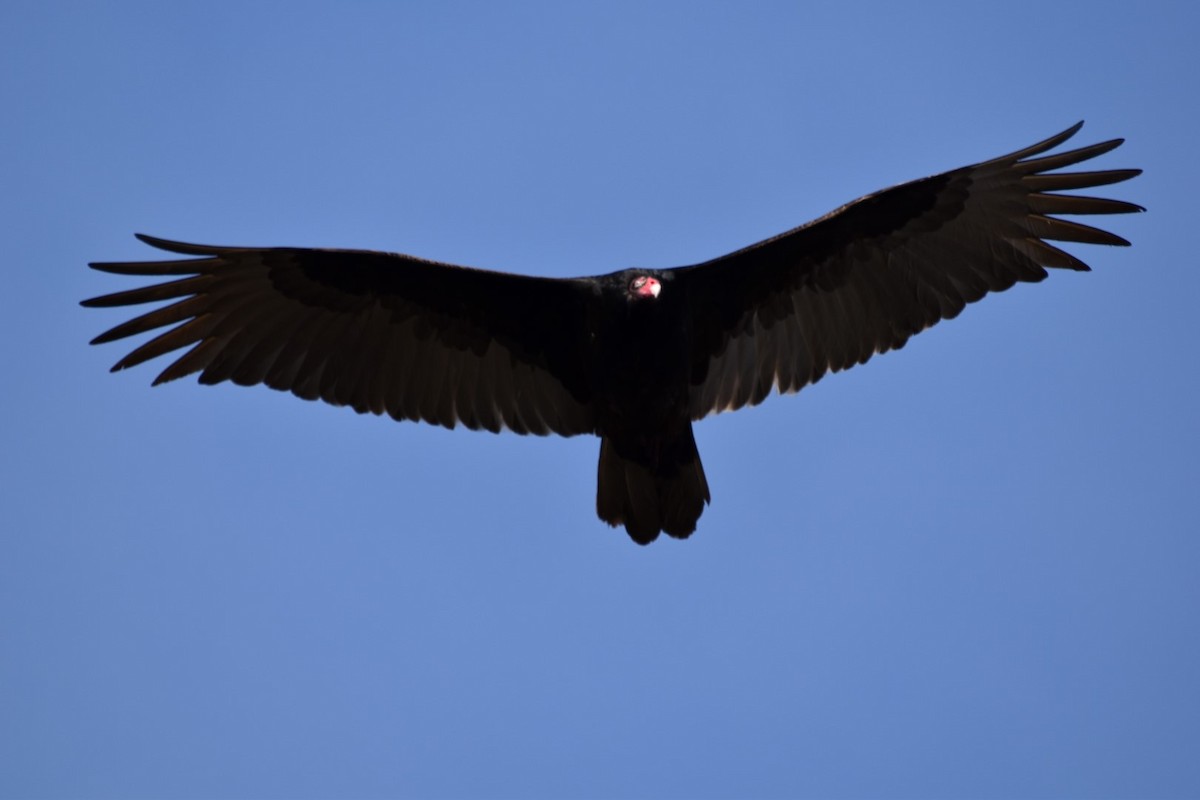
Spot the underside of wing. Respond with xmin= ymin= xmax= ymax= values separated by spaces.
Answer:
xmin=682 ymin=122 xmax=1143 ymax=419
xmin=83 ymin=235 xmax=598 ymax=436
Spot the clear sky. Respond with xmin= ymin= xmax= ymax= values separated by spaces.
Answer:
xmin=3 ymin=2 xmax=1197 ymax=798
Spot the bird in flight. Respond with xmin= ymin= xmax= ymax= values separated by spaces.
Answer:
xmin=83 ymin=122 xmax=1141 ymax=544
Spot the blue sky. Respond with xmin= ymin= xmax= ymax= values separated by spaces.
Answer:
xmin=3 ymin=2 xmax=1197 ymax=798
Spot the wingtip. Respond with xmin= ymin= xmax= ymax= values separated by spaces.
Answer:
xmin=1054 ymin=120 xmax=1086 ymax=142
xmin=131 ymin=233 xmax=224 ymax=256
xmin=135 ymin=233 xmax=185 ymax=251
xmin=1056 ymin=119 xmax=1086 ymax=142
xmin=83 ymin=264 xmax=128 ymax=277
xmin=994 ymin=121 xmax=1091 ymax=165
xmin=84 ymin=233 xmax=198 ymax=273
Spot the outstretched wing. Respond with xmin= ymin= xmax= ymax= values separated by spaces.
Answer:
xmin=681 ymin=122 xmax=1143 ymax=418
xmin=83 ymin=236 xmax=598 ymax=436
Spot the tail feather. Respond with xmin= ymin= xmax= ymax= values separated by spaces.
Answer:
xmin=596 ymin=429 xmax=711 ymax=544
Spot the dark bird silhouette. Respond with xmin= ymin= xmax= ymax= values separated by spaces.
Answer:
xmin=83 ymin=123 xmax=1141 ymax=544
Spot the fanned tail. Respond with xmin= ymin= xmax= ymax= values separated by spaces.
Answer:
xmin=596 ymin=428 xmax=711 ymax=544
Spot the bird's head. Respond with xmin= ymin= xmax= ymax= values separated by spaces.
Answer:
xmin=628 ymin=274 xmax=661 ymax=301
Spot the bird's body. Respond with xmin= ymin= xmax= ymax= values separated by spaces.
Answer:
xmin=83 ymin=123 xmax=1142 ymax=543
xmin=588 ymin=270 xmax=709 ymax=541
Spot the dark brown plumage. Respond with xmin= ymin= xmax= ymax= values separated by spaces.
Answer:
xmin=83 ymin=122 xmax=1142 ymax=543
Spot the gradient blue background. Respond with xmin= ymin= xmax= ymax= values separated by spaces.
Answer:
xmin=3 ymin=2 xmax=1197 ymax=797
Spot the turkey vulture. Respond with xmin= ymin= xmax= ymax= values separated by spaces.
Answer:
xmin=83 ymin=122 xmax=1141 ymax=544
